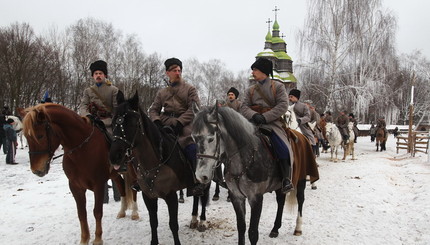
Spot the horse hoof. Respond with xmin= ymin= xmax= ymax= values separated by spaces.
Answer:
xmin=178 ymin=197 xmax=184 ymax=203
xmin=197 ymin=221 xmax=208 ymax=232
xmin=131 ymin=214 xmax=139 ymax=220
xmin=116 ymin=212 xmax=126 ymax=219
xmin=294 ymin=230 xmax=302 ymax=236
xmin=190 ymin=221 xmax=198 ymax=229
xmin=269 ymin=231 xmax=279 ymax=238
xmin=212 ymin=196 xmax=219 ymax=201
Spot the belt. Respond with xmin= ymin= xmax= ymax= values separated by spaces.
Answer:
xmin=163 ymin=112 xmax=181 ymax=118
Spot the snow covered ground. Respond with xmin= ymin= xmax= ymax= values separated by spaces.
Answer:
xmin=1 ymin=135 xmax=429 ymax=245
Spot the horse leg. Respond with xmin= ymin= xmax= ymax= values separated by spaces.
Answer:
xmin=165 ymin=191 xmax=181 ymax=245
xmin=248 ymin=194 xmax=263 ymax=245
xmin=178 ymin=189 xmax=184 ymax=203
xmin=294 ymin=179 xmax=306 ymax=236
xmin=269 ymin=189 xmax=286 ymax=238
xmin=92 ymin=183 xmax=105 ymax=245
xmin=111 ymin=173 xmax=127 ymax=218
xmin=69 ymin=184 xmax=91 ymax=245
xmin=142 ymin=194 xmax=159 ymax=245
xmin=190 ymin=196 xmax=199 ymax=229
xmin=230 ymin=194 xmax=247 ymax=245
xmin=213 ymin=183 xmax=220 ymax=201
xmin=197 ymin=184 xmax=210 ymax=232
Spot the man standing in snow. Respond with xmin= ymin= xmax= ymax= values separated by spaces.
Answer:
xmin=4 ymin=118 xmax=18 ymax=164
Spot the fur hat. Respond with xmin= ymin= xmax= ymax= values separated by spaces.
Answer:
xmin=251 ymin=58 xmax=273 ymax=77
xmin=90 ymin=60 xmax=108 ymax=76
xmin=164 ymin=58 xmax=182 ymax=71
xmin=289 ymin=89 xmax=301 ymax=99
xmin=6 ymin=118 xmax=14 ymax=124
xmin=227 ymin=87 xmax=239 ymax=98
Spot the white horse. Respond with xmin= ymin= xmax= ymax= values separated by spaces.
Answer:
xmin=6 ymin=115 xmax=27 ymax=149
xmin=325 ymin=122 xmax=343 ymax=162
xmin=284 ymin=104 xmax=299 ymax=130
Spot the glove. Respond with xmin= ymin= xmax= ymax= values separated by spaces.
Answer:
xmin=252 ymin=114 xmax=266 ymax=125
xmin=154 ymin=120 xmax=163 ymax=130
xmin=297 ymin=118 xmax=301 ymax=125
xmin=174 ymin=122 xmax=184 ymax=135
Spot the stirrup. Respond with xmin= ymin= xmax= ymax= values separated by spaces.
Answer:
xmin=281 ymin=179 xmax=293 ymax=193
xmin=131 ymin=183 xmax=141 ymax=192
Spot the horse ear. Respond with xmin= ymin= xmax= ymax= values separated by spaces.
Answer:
xmin=129 ymin=90 xmax=139 ymax=111
xmin=117 ymin=90 xmax=125 ymax=104
xmin=192 ymin=101 xmax=200 ymax=115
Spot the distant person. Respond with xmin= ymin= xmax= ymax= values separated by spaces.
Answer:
xmin=369 ymin=124 xmax=376 ymax=142
xmin=224 ymin=87 xmax=242 ymax=111
xmin=40 ymin=91 xmax=53 ymax=103
xmin=4 ymin=118 xmax=18 ymax=164
xmin=336 ymin=110 xmax=350 ymax=144
xmin=376 ymin=116 xmax=388 ymax=138
xmin=393 ymin=127 xmax=399 ymax=137
xmin=0 ymin=113 xmax=7 ymax=154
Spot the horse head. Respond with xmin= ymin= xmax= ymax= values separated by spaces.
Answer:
xmin=110 ymin=90 xmax=142 ymax=170
xmin=192 ymin=102 xmax=222 ymax=184
xmin=21 ymin=105 xmax=62 ymax=177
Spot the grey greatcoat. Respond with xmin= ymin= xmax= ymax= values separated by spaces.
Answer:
xmin=79 ymin=82 xmax=119 ymax=129
xmin=292 ymin=101 xmax=315 ymax=145
xmin=241 ymin=77 xmax=294 ymax=165
xmin=148 ymin=80 xmax=200 ymax=148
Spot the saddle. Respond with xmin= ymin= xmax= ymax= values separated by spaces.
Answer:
xmin=86 ymin=114 xmax=113 ymax=147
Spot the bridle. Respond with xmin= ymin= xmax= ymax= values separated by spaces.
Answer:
xmin=112 ymin=108 xmax=144 ymax=157
xmin=196 ymin=120 xmax=222 ymax=169
xmin=28 ymin=120 xmax=95 ymax=161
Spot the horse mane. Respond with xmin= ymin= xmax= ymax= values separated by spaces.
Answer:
xmin=194 ymin=106 xmax=257 ymax=149
xmin=23 ymin=103 xmax=89 ymax=140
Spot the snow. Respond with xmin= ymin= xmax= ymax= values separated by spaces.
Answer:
xmin=1 ymin=136 xmax=430 ymax=245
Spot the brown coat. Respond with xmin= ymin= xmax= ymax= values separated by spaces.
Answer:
xmin=148 ymin=80 xmax=200 ymax=148
xmin=79 ymin=82 xmax=119 ymax=129
xmin=225 ymin=99 xmax=242 ymax=112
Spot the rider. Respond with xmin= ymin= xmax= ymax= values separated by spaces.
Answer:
xmin=336 ymin=110 xmax=350 ymax=144
xmin=148 ymin=57 xmax=206 ymax=197
xmin=348 ymin=113 xmax=359 ymax=143
xmin=78 ymin=60 xmax=121 ymax=203
xmin=288 ymin=93 xmax=314 ymax=155
xmin=376 ymin=116 xmax=388 ymax=138
xmin=224 ymin=87 xmax=243 ymax=111
xmin=240 ymin=57 xmax=293 ymax=193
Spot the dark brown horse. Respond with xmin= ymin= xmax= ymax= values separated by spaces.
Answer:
xmin=376 ymin=127 xmax=388 ymax=151
xmin=109 ymin=91 xmax=209 ymax=245
xmin=192 ymin=104 xmax=319 ymax=245
xmin=20 ymin=104 xmax=138 ymax=245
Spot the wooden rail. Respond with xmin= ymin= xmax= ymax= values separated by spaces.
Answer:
xmin=396 ymin=132 xmax=429 ymax=156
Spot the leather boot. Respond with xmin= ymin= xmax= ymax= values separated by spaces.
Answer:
xmin=279 ymin=159 xmax=293 ymax=193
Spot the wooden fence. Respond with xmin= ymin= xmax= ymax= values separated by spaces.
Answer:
xmin=396 ymin=132 xmax=430 ymax=157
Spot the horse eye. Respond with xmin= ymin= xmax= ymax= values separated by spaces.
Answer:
xmin=208 ymin=138 xmax=214 ymax=143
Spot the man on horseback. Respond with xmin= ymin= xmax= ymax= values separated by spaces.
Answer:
xmin=336 ymin=110 xmax=350 ymax=144
xmin=148 ymin=57 xmax=206 ymax=196
xmin=292 ymin=97 xmax=316 ymax=156
xmin=348 ymin=113 xmax=359 ymax=143
xmin=79 ymin=60 xmax=121 ymax=202
xmin=241 ymin=57 xmax=293 ymax=193
xmin=224 ymin=87 xmax=243 ymax=111
xmin=376 ymin=116 xmax=388 ymax=138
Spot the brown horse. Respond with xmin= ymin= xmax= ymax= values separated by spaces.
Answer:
xmin=192 ymin=104 xmax=319 ymax=245
xmin=376 ymin=127 xmax=388 ymax=151
xmin=20 ymin=104 xmax=138 ymax=245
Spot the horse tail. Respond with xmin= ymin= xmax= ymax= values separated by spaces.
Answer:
xmin=285 ymin=189 xmax=297 ymax=214
xmin=123 ymin=172 xmax=134 ymax=209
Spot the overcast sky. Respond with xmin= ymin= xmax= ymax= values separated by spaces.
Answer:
xmin=1 ymin=0 xmax=429 ymax=73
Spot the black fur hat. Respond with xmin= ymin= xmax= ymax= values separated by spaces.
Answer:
xmin=90 ymin=60 xmax=108 ymax=76
xmin=227 ymin=87 xmax=239 ymax=98
xmin=164 ymin=58 xmax=182 ymax=71
xmin=289 ymin=89 xmax=301 ymax=99
xmin=251 ymin=58 xmax=273 ymax=77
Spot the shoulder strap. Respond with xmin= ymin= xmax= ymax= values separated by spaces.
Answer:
xmin=90 ymin=87 xmax=112 ymax=112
